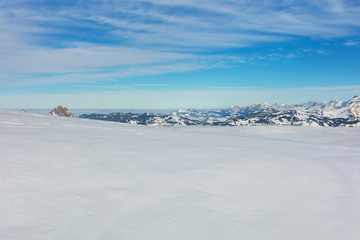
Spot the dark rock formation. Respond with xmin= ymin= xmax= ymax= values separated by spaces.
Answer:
xmin=49 ymin=106 xmax=75 ymax=117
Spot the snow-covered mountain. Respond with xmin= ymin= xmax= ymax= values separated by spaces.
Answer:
xmin=80 ymin=96 xmax=360 ymax=127
xmin=80 ymin=112 xmax=202 ymax=126
xmin=173 ymin=96 xmax=360 ymax=121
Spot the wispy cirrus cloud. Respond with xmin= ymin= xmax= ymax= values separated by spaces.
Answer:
xmin=0 ymin=46 xmax=192 ymax=74
xmin=0 ymin=0 xmax=360 ymax=89
xmin=294 ymin=85 xmax=360 ymax=91
xmin=344 ymin=40 xmax=360 ymax=46
xmin=0 ymin=61 xmax=210 ymax=87
xmin=2 ymin=0 xmax=360 ymax=51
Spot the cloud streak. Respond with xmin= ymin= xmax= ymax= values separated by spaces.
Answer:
xmin=2 ymin=0 xmax=360 ymax=51
xmin=0 ymin=0 xmax=359 ymax=91
xmin=0 ymin=46 xmax=192 ymax=74
xmin=344 ymin=40 xmax=360 ymax=46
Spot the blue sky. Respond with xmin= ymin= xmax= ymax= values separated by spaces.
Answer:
xmin=0 ymin=0 xmax=360 ymax=109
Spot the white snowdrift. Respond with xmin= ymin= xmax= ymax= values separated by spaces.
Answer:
xmin=1 ymin=109 xmax=360 ymax=240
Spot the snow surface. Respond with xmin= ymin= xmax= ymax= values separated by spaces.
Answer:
xmin=1 ymin=109 xmax=360 ymax=240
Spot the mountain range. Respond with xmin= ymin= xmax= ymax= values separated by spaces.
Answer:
xmin=77 ymin=96 xmax=360 ymax=127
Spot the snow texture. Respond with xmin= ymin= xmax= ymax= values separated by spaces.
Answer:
xmin=1 ymin=109 xmax=360 ymax=240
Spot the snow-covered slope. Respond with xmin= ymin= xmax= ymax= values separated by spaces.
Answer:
xmin=1 ymin=109 xmax=360 ymax=240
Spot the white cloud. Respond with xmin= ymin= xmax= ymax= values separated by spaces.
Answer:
xmin=294 ymin=85 xmax=360 ymax=91
xmin=0 ymin=46 xmax=192 ymax=74
xmin=2 ymin=0 xmax=360 ymax=52
xmin=0 ymin=0 xmax=359 ymax=88
xmin=0 ymin=61 xmax=208 ymax=87
xmin=344 ymin=40 xmax=360 ymax=46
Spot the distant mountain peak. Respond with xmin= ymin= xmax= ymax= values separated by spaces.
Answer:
xmin=347 ymin=96 xmax=360 ymax=120
xmin=49 ymin=106 xmax=75 ymax=117
xmin=80 ymin=97 xmax=360 ymax=127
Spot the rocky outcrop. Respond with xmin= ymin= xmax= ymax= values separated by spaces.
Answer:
xmin=49 ymin=106 xmax=75 ymax=117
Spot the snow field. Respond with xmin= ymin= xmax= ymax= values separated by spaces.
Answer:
xmin=1 ymin=109 xmax=360 ymax=240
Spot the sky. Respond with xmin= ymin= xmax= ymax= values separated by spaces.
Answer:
xmin=0 ymin=0 xmax=360 ymax=109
